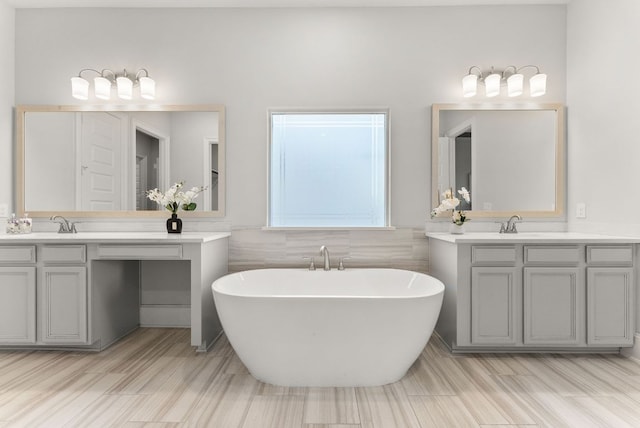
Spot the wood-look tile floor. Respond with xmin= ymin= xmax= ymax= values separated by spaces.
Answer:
xmin=2 ymin=329 xmax=640 ymax=428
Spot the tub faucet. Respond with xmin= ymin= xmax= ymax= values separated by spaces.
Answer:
xmin=499 ymin=215 xmax=522 ymax=234
xmin=50 ymin=215 xmax=77 ymax=233
xmin=319 ymin=245 xmax=331 ymax=271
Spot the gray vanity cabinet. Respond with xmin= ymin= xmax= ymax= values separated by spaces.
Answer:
xmin=587 ymin=268 xmax=633 ymax=345
xmin=0 ymin=244 xmax=88 ymax=346
xmin=585 ymin=245 xmax=634 ymax=346
xmin=39 ymin=266 xmax=87 ymax=344
xmin=429 ymin=234 xmax=636 ymax=352
xmin=0 ymin=246 xmax=37 ymax=344
xmin=471 ymin=267 xmax=520 ymax=345
xmin=469 ymin=245 xmax=521 ymax=346
xmin=38 ymin=245 xmax=88 ymax=344
xmin=523 ymin=267 xmax=584 ymax=345
xmin=0 ymin=233 xmax=230 ymax=352
xmin=0 ymin=266 xmax=36 ymax=344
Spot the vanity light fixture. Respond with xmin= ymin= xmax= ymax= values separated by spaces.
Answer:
xmin=70 ymin=68 xmax=155 ymax=101
xmin=462 ymin=65 xmax=546 ymax=98
xmin=484 ymin=70 xmax=502 ymax=97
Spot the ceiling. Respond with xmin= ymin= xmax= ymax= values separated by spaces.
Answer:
xmin=4 ymin=0 xmax=570 ymax=8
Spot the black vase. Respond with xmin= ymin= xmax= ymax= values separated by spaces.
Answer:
xmin=166 ymin=213 xmax=182 ymax=233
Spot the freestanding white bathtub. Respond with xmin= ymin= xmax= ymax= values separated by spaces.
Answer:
xmin=211 ymin=268 xmax=445 ymax=387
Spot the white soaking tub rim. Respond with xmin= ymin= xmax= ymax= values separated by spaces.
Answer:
xmin=212 ymin=268 xmax=444 ymax=299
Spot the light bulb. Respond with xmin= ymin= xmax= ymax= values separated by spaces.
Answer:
xmin=530 ymin=73 xmax=547 ymax=97
xmin=484 ymin=73 xmax=501 ymax=97
xmin=462 ymin=74 xmax=478 ymax=98
xmin=94 ymin=76 xmax=112 ymax=100
xmin=116 ymin=76 xmax=133 ymax=100
xmin=139 ymin=76 xmax=155 ymax=100
xmin=71 ymin=77 xmax=89 ymax=100
xmin=507 ymin=73 xmax=523 ymax=97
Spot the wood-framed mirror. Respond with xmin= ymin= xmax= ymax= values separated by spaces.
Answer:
xmin=16 ymin=104 xmax=225 ymax=218
xmin=431 ymin=103 xmax=565 ymax=218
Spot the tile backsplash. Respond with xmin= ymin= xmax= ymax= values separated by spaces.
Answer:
xmin=228 ymin=227 xmax=429 ymax=273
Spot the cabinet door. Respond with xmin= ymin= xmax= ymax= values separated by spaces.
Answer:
xmin=0 ymin=267 xmax=36 ymax=344
xmin=524 ymin=267 xmax=584 ymax=346
xmin=39 ymin=267 xmax=88 ymax=344
xmin=587 ymin=268 xmax=634 ymax=346
xmin=471 ymin=267 xmax=520 ymax=345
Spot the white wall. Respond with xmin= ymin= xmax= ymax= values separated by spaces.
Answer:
xmin=567 ymin=0 xmax=640 ymax=235
xmin=0 ymin=1 xmax=14 ymax=219
xmin=12 ymin=6 xmax=567 ymax=230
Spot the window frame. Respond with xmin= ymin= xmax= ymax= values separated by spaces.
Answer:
xmin=266 ymin=108 xmax=392 ymax=230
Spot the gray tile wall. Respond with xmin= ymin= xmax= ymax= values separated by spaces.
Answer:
xmin=228 ymin=228 xmax=429 ymax=273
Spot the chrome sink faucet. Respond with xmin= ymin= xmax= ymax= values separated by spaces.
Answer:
xmin=319 ymin=245 xmax=331 ymax=271
xmin=499 ymin=215 xmax=522 ymax=234
xmin=50 ymin=215 xmax=77 ymax=233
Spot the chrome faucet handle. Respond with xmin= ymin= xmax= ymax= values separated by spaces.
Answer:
xmin=506 ymin=214 xmax=522 ymax=233
xmin=303 ymin=257 xmax=316 ymax=271
xmin=338 ymin=257 xmax=351 ymax=271
xmin=497 ymin=222 xmax=507 ymax=233
xmin=50 ymin=215 xmax=76 ymax=233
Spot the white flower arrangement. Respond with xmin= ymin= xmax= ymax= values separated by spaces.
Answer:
xmin=430 ymin=187 xmax=471 ymax=225
xmin=146 ymin=181 xmax=207 ymax=213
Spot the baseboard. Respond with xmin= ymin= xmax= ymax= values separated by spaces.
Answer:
xmin=621 ymin=334 xmax=640 ymax=361
xmin=140 ymin=305 xmax=190 ymax=327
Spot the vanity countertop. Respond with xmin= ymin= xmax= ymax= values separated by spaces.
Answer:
xmin=0 ymin=231 xmax=231 ymax=244
xmin=426 ymin=232 xmax=640 ymax=244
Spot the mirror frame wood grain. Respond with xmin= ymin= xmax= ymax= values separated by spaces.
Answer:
xmin=16 ymin=104 xmax=226 ymax=218
xmin=431 ymin=103 xmax=565 ymax=219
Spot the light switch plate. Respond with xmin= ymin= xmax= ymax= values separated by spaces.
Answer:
xmin=576 ymin=202 xmax=586 ymax=219
xmin=0 ymin=203 xmax=8 ymax=218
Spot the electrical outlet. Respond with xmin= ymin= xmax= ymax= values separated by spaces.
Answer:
xmin=0 ymin=203 xmax=8 ymax=218
xmin=576 ymin=202 xmax=587 ymax=219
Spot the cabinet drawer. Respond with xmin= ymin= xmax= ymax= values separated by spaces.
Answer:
xmin=524 ymin=246 xmax=581 ymax=265
xmin=41 ymin=245 xmax=86 ymax=264
xmin=586 ymin=246 xmax=633 ymax=266
xmin=97 ymin=244 xmax=183 ymax=259
xmin=471 ymin=246 xmax=517 ymax=265
xmin=0 ymin=246 xmax=36 ymax=263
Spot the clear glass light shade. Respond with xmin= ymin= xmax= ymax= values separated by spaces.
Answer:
xmin=93 ymin=76 xmax=112 ymax=100
xmin=507 ymin=73 xmax=524 ymax=97
xmin=530 ymin=73 xmax=547 ymax=97
xmin=71 ymin=77 xmax=89 ymax=100
xmin=116 ymin=76 xmax=133 ymax=100
xmin=462 ymin=74 xmax=478 ymax=98
xmin=484 ymin=73 xmax=501 ymax=97
xmin=139 ymin=76 xmax=156 ymax=100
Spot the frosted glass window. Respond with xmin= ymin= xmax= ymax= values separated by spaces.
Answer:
xmin=269 ymin=111 xmax=389 ymax=227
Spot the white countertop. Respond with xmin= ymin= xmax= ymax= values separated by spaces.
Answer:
xmin=0 ymin=231 xmax=231 ymax=244
xmin=426 ymin=232 xmax=640 ymax=244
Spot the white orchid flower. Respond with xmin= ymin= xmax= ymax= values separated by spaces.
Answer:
xmin=146 ymin=181 xmax=207 ymax=213
xmin=458 ymin=187 xmax=471 ymax=203
xmin=440 ymin=197 xmax=460 ymax=210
